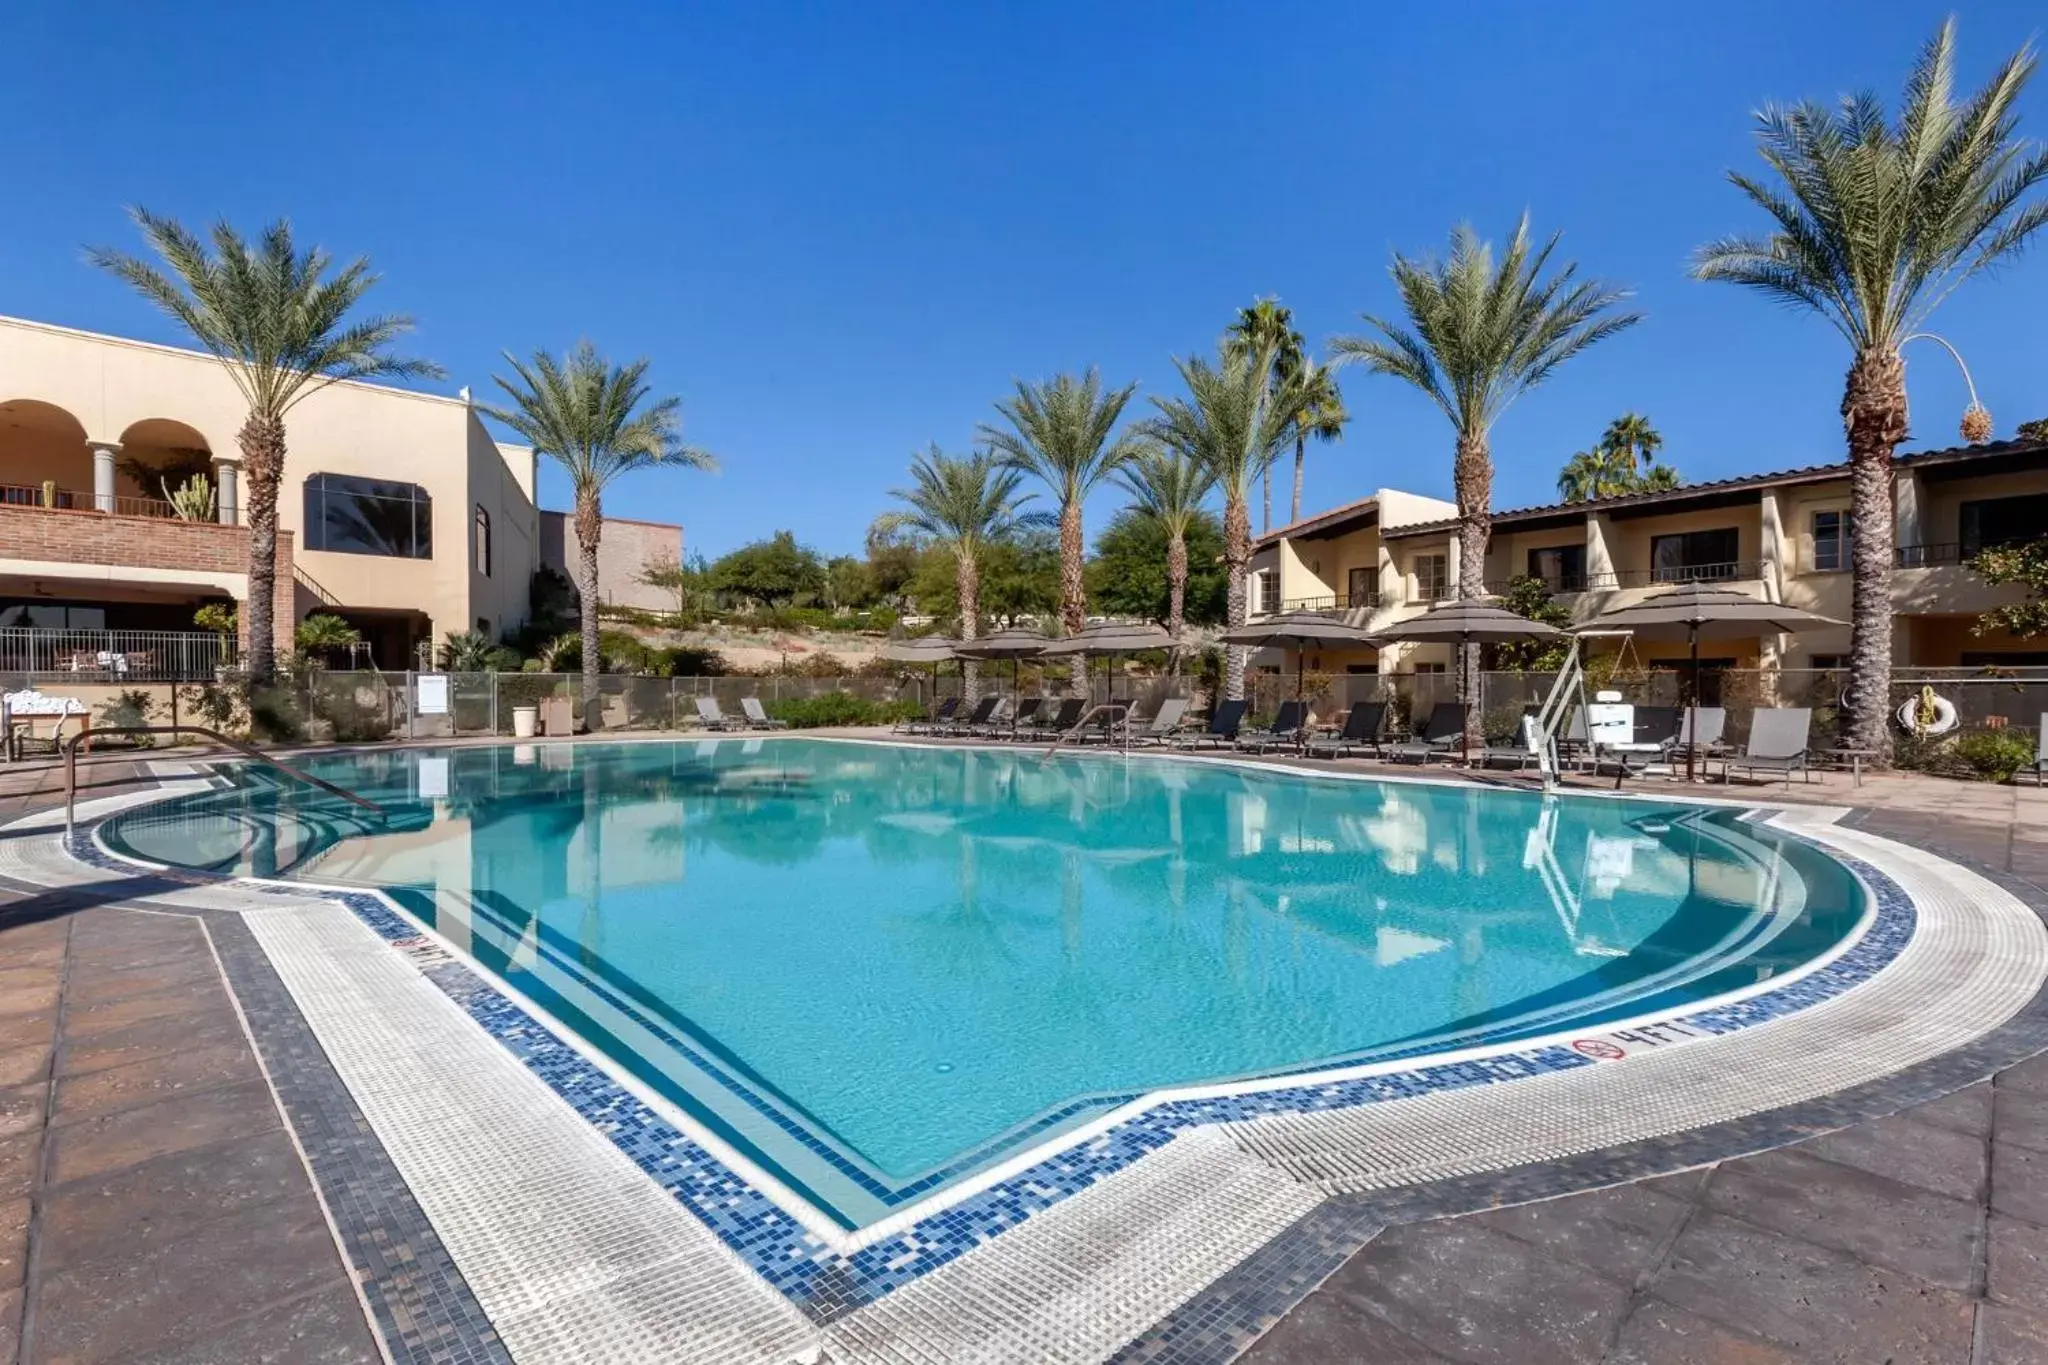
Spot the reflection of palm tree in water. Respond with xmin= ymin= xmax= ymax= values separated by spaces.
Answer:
xmin=578 ymin=760 xmax=603 ymax=970
xmin=1061 ymin=850 xmax=1083 ymax=964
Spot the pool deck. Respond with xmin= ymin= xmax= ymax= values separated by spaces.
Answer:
xmin=0 ymin=739 xmax=2046 ymax=1363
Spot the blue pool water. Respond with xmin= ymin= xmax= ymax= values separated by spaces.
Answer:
xmin=104 ymin=738 xmax=1865 ymax=1227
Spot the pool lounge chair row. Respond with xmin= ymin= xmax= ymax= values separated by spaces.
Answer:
xmin=693 ymin=697 xmax=790 ymax=731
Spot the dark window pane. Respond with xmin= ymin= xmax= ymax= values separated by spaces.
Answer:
xmin=1527 ymin=545 xmax=1585 ymax=590
xmin=1962 ymin=494 xmax=2048 ymax=558
xmin=303 ymin=473 xmax=433 ymax=559
xmin=1651 ymin=528 xmax=1740 ymax=581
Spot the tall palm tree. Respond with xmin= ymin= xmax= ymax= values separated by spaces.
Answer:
xmin=1285 ymin=359 xmax=1349 ymax=525
xmin=1694 ymin=20 xmax=2047 ymax=759
xmin=1144 ymin=343 xmax=1307 ymax=699
xmin=878 ymin=446 xmax=1038 ymax=700
xmin=1556 ymin=447 xmax=1631 ymax=503
xmin=1224 ymin=298 xmax=1306 ymax=533
xmin=1557 ymin=414 xmax=1679 ymax=502
xmin=980 ymin=370 xmax=1141 ymax=693
xmin=1117 ymin=447 xmax=1217 ymax=648
xmin=89 ymin=210 xmax=441 ymax=680
xmin=1332 ymin=217 xmax=1639 ymax=736
xmin=483 ymin=344 xmax=712 ymax=722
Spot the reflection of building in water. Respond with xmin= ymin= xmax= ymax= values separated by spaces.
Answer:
xmin=1358 ymin=790 xmax=1427 ymax=875
xmin=1229 ymin=791 xmax=1267 ymax=857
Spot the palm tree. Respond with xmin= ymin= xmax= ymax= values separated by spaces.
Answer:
xmin=1117 ymin=447 xmax=1217 ymax=650
xmin=980 ymin=370 xmax=1141 ymax=694
xmin=1557 ymin=415 xmax=1680 ymax=502
xmin=1694 ymin=21 xmax=2048 ymax=759
xmin=1144 ymin=344 xmax=1307 ymax=699
xmin=1332 ymin=217 xmax=1639 ymax=737
xmin=877 ymin=446 xmax=1039 ymax=700
xmin=1225 ymin=298 xmax=1305 ymax=532
xmin=1556 ymin=447 xmax=1629 ymax=503
xmin=483 ymin=344 xmax=713 ymax=723
xmin=1285 ymin=359 xmax=1349 ymax=525
xmin=89 ymin=210 xmax=441 ymax=680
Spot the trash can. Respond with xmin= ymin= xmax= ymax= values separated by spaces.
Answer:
xmin=512 ymin=705 xmax=539 ymax=739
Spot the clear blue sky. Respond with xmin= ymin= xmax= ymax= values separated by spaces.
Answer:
xmin=3 ymin=3 xmax=2043 ymax=559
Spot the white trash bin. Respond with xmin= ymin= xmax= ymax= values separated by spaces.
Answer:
xmin=512 ymin=704 xmax=539 ymax=739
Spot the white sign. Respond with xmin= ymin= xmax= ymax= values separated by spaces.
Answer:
xmin=417 ymin=755 xmax=449 ymax=800
xmin=416 ymin=673 xmax=450 ymax=715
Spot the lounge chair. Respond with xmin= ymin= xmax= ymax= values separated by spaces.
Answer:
xmin=1171 ymin=698 xmax=1248 ymax=750
xmin=1725 ymin=707 xmax=1814 ymax=786
xmin=962 ymin=697 xmax=1013 ymax=737
xmin=1601 ymin=705 xmax=1684 ymax=785
xmin=695 ymin=696 xmax=743 ymax=731
xmin=1478 ymin=706 xmax=1542 ymax=769
xmin=903 ymin=696 xmax=959 ymax=734
xmin=1673 ymin=706 xmax=1727 ymax=768
xmin=943 ymin=696 xmax=1001 ymax=735
xmin=1237 ymin=700 xmax=1309 ymax=754
xmin=739 ymin=697 xmax=789 ymax=730
xmin=1005 ymin=697 xmax=1044 ymax=735
xmin=1306 ymin=701 xmax=1387 ymax=759
xmin=1389 ymin=703 xmax=1467 ymax=763
xmin=1128 ymin=697 xmax=1191 ymax=746
xmin=1033 ymin=697 xmax=1087 ymax=739
xmin=1075 ymin=698 xmax=1134 ymax=744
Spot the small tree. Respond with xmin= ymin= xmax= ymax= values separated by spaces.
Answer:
xmin=1971 ymin=540 xmax=2048 ymax=639
xmin=2019 ymin=418 xmax=2048 ymax=442
xmin=1489 ymin=576 xmax=1574 ymax=672
xmin=707 ymin=531 xmax=827 ymax=608
xmin=295 ymin=613 xmax=361 ymax=660
xmin=640 ymin=552 xmax=714 ymax=620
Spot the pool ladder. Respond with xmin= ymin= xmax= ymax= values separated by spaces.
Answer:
xmin=63 ymin=725 xmax=388 ymax=831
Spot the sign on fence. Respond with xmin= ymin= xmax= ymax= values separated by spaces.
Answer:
xmin=416 ymin=673 xmax=450 ymax=715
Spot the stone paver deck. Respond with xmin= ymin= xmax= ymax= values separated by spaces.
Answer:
xmin=1 ymin=742 xmax=2046 ymax=1363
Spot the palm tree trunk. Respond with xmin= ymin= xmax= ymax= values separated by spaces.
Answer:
xmin=1843 ymin=347 xmax=1906 ymax=762
xmin=1224 ymin=494 xmax=1251 ymax=701
xmin=574 ymin=488 xmax=603 ymax=728
xmin=237 ymin=414 xmax=286 ymax=682
xmin=957 ymin=549 xmax=981 ymax=702
xmin=1059 ymin=500 xmax=1087 ymax=696
xmin=1454 ymin=432 xmax=1492 ymax=749
xmin=1166 ymin=531 xmax=1188 ymax=678
xmin=1291 ymin=429 xmax=1306 ymax=525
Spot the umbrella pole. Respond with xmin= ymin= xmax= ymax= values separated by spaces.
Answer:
xmin=1686 ymin=627 xmax=1700 ymax=783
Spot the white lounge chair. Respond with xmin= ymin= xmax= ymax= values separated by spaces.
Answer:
xmin=739 ymin=697 xmax=788 ymax=730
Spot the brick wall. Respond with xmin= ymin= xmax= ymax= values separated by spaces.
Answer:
xmin=0 ymin=504 xmax=296 ymax=651
xmin=538 ymin=511 xmax=683 ymax=613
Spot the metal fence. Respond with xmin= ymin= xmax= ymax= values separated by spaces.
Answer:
xmin=0 ymin=629 xmax=233 ymax=681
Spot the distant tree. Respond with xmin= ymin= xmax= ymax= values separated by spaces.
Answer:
xmin=863 ymin=520 xmax=924 ymax=609
xmin=1223 ymin=297 xmax=1305 ymax=533
xmin=1086 ymin=507 xmax=1228 ymax=630
xmin=640 ymin=552 xmax=714 ymax=619
xmin=824 ymin=555 xmax=876 ymax=611
xmin=90 ymin=210 xmax=441 ymax=679
xmin=708 ymin=530 xmax=827 ymax=608
xmin=1558 ymin=413 xmax=1681 ymax=502
xmin=1115 ymin=446 xmax=1220 ymax=646
xmin=2020 ymin=418 xmax=2048 ymax=442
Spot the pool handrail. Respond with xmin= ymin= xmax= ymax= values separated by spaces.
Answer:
xmin=63 ymin=725 xmax=388 ymax=830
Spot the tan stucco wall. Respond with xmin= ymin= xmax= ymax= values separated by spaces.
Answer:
xmin=538 ymin=512 xmax=683 ymax=613
xmin=0 ymin=314 xmax=539 ymax=644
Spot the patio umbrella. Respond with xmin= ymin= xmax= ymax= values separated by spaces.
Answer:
xmin=1577 ymin=584 xmax=1844 ymax=780
xmin=1215 ymin=610 xmax=1380 ymax=706
xmin=1374 ymin=598 xmax=1565 ymax=761
xmin=1040 ymin=621 xmax=1183 ymax=729
xmin=955 ymin=626 xmax=1052 ymax=714
xmin=878 ymin=636 xmax=960 ymax=709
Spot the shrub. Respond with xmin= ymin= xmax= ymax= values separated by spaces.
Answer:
xmin=1953 ymin=729 xmax=2036 ymax=783
xmin=764 ymin=693 xmax=922 ymax=729
xmin=95 ymin=689 xmax=158 ymax=746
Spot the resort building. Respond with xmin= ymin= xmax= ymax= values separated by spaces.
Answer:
xmin=0 ymin=313 xmax=681 ymax=673
xmin=1248 ymin=434 xmax=2048 ymax=677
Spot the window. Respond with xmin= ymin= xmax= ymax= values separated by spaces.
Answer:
xmin=1413 ymin=554 xmax=1448 ymax=601
xmin=1345 ymin=663 xmax=1378 ymax=675
xmin=0 ymin=603 xmax=104 ymax=629
xmin=303 ymin=474 xmax=433 ymax=559
xmin=1413 ymin=662 xmax=1446 ymax=675
xmin=1810 ymin=510 xmax=1850 ymax=571
xmin=1257 ymin=571 xmax=1280 ymax=614
xmin=1526 ymin=544 xmax=1587 ymax=592
xmin=1346 ymin=566 xmax=1377 ymax=608
xmin=1650 ymin=527 xmax=1741 ymax=582
xmin=474 ymin=505 xmax=492 ymax=577
xmin=1961 ymin=494 xmax=2048 ymax=557
xmin=1810 ymin=654 xmax=1846 ymax=671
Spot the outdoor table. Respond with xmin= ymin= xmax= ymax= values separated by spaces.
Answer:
xmin=1823 ymin=746 xmax=1877 ymax=787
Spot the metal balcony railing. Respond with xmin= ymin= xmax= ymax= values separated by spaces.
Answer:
xmin=1279 ymin=589 xmax=1383 ymax=613
xmin=0 ymin=483 xmax=237 ymax=522
xmin=1483 ymin=575 xmax=1589 ymax=597
xmin=1896 ymin=542 xmax=1966 ymax=567
xmin=1589 ymin=561 xmax=1764 ymax=590
xmin=0 ymin=629 xmax=234 ymax=681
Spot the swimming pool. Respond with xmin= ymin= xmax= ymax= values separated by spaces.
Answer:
xmin=103 ymin=737 xmax=1867 ymax=1229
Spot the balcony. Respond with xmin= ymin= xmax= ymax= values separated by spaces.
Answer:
xmin=1279 ymin=589 xmax=1383 ymax=613
xmin=1484 ymin=574 xmax=1588 ymax=597
xmin=1 ymin=482 xmax=196 ymax=521
xmin=0 ymin=628 xmax=234 ymax=681
xmin=1897 ymin=543 xmax=1965 ymax=568
xmin=1589 ymin=561 xmax=1764 ymax=590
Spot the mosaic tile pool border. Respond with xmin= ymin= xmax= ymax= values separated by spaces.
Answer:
xmin=66 ymin=773 xmax=1918 ymax=1326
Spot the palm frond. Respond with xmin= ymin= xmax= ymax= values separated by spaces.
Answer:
xmin=481 ymin=341 xmax=713 ymax=504
xmin=978 ymin=368 xmax=1140 ymax=505
xmin=884 ymin=446 xmax=1039 ymax=557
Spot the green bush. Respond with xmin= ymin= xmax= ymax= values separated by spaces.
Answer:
xmin=764 ymin=693 xmax=922 ymax=729
xmin=94 ymin=689 xmax=158 ymax=746
xmin=1953 ymin=729 xmax=2037 ymax=783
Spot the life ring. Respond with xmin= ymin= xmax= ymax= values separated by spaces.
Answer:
xmin=1896 ymin=691 xmax=1959 ymax=735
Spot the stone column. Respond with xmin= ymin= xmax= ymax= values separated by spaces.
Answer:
xmin=1584 ymin=512 xmax=1615 ymax=592
xmin=88 ymin=441 xmax=119 ymax=513
xmin=212 ymin=457 xmax=241 ymax=525
xmin=1757 ymin=487 xmax=1785 ymax=602
xmin=1894 ymin=470 xmax=1924 ymax=560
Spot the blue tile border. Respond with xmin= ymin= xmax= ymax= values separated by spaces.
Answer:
xmin=62 ymin=796 xmax=1917 ymax=1325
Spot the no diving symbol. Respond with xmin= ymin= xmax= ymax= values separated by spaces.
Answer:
xmin=1573 ymin=1039 xmax=1626 ymax=1060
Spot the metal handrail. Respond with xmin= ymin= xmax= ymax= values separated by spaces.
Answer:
xmin=1044 ymin=702 xmax=1130 ymax=756
xmin=63 ymin=725 xmax=387 ymax=829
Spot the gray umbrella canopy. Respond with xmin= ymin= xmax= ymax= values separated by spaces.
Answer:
xmin=955 ymin=627 xmax=1053 ymax=660
xmin=1214 ymin=610 xmax=1380 ymax=649
xmin=1576 ymin=583 xmax=1843 ymax=640
xmin=1039 ymin=621 xmax=1181 ymax=656
xmin=877 ymin=637 xmax=960 ymax=663
xmin=1374 ymin=598 xmax=1566 ymax=645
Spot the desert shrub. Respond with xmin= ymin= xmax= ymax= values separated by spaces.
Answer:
xmin=764 ymin=693 xmax=922 ymax=729
xmin=94 ymin=689 xmax=158 ymax=746
xmin=1953 ymin=729 xmax=2036 ymax=783
xmin=179 ymin=682 xmax=245 ymax=734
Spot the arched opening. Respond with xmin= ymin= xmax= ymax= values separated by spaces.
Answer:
xmin=117 ymin=418 xmax=216 ymax=518
xmin=0 ymin=399 xmax=91 ymax=508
